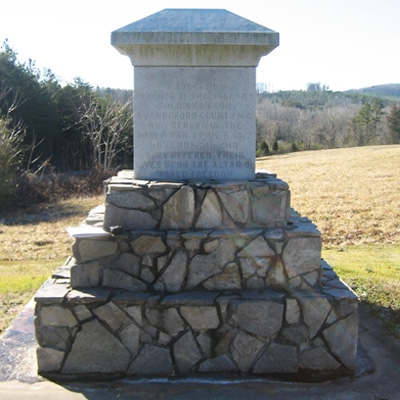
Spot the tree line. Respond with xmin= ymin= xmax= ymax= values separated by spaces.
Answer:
xmin=255 ymin=83 xmax=400 ymax=156
xmin=1 ymin=42 xmax=400 ymax=207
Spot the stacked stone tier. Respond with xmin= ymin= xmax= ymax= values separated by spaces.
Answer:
xmin=35 ymin=260 xmax=358 ymax=377
xmin=102 ymin=170 xmax=290 ymax=232
xmin=71 ymin=217 xmax=322 ymax=293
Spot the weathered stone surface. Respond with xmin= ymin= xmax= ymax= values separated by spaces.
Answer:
xmin=253 ymin=343 xmax=298 ymax=373
xmin=106 ymin=190 xmax=155 ymax=209
xmin=73 ymin=238 xmax=118 ymax=263
xmin=217 ymin=189 xmax=249 ymax=224
xmin=71 ymin=262 xmax=101 ymax=288
xmin=104 ymin=204 xmax=158 ymax=230
xmin=251 ymin=190 xmax=288 ymax=226
xmin=119 ymin=323 xmax=140 ymax=355
xmin=297 ymin=294 xmax=332 ymax=338
xmin=322 ymin=313 xmax=358 ymax=369
xmin=237 ymin=235 xmax=275 ymax=258
xmin=145 ymin=308 xmax=185 ymax=335
xmin=267 ymin=260 xmax=288 ymax=289
xmin=34 ymin=278 xmax=69 ymax=304
xmin=92 ymin=301 xmax=131 ymax=332
xmin=36 ymin=326 xmax=71 ymax=351
xmin=130 ymin=235 xmax=167 ymax=255
xmin=231 ymin=330 xmax=264 ymax=373
xmin=285 ymin=298 xmax=301 ymax=324
xmin=103 ymin=268 xmax=147 ymax=291
xmin=124 ymin=305 xmax=143 ymax=326
xmin=195 ymin=191 xmax=222 ymax=229
xmin=40 ymin=306 xmax=77 ymax=328
xmin=153 ymin=250 xmax=187 ymax=292
xmin=199 ymin=355 xmax=236 ymax=372
xmin=282 ymin=324 xmax=309 ymax=344
xmin=180 ymin=306 xmax=220 ymax=330
xmin=196 ymin=332 xmax=212 ymax=357
xmin=128 ymin=344 xmax=173 ymax=375
xmin=203 ymin=262 xmax=241 ymax=290
xmin=62 ymin=320 xmax=130 ymax=374
xmin=112 ymin=252 xmax=141 ymax=276
xmin=73 ymin=305 xmax=92 ymax=322
xmin=173 ymin=330 xmax=202 ymax=373
xmin=160 ymin=186 xmax=195 ymax=230
xmin=282 ymin=237 xmax=322 ymax=277
xmin=300 ymin=346 xmax=341 ymax=371
xmin=37 ymin=347 xmax=65 ymax=372
xmin=229 ymin=300 xmax=284 ymax=337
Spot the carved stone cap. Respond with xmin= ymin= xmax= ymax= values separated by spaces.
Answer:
xmin=111 ymin=9 xmax=279 ymax=67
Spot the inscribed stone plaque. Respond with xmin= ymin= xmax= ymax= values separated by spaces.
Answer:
xmin=134 ymin=67 xmax=256 ymax=180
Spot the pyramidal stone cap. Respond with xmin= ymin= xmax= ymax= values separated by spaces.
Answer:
xmin=111 ymin=9 xmax=279 ymax=67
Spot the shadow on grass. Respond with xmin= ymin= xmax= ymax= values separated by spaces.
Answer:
xmin=364 ymin=300 xmax=400 ymax=339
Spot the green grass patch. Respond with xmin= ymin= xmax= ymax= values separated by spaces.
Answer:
xmin=0 ymin=258 xmax=63 ymax=334
xmin=323 ymin=244 xmax=400 ymax=338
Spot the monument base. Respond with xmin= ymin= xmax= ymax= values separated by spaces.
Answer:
xmin=34 ymin=172 xmax=358 ymax=380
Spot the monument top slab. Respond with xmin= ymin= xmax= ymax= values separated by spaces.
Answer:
xmin=111 ymin=9 xmax=278 ymax=67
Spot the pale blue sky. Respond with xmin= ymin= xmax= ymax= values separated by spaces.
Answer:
xmin=1 ymin=0 xmax=399 ymax=91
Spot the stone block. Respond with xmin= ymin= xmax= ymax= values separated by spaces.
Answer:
xmin=128 ymin=344 xmax=173 ymax=375
xmin=253 ymin=343 xmax=298 ymax=373
xmin=73 ymin=238 xmax=118 ymax=263
xmin=229 ymin=300 xmax=284 ymax=337
xmin=180 ymin=306 xmax=220 ymax=330
xmin=37 ymin=347 xmax=65 ymax=373
xmin=173 ymin=330 xmax=202 ymax=373
xmin=62 ymin=319 xmax=130 ymax=374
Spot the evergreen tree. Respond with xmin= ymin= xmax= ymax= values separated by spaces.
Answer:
xmin=387 ymin=103 xmax=400 ymax=144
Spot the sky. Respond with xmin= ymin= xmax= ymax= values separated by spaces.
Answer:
xmin=1 ymin=0 xmax=399 ymax=92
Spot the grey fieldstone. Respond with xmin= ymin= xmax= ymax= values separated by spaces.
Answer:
xmin=217 ymin=189 xmax=249 ymax=224
xmin=73 ymin=238 xmax=118 ymax=262
xmin=113 ymin=252 xmax=141 ymax=276
xmin=62 ymin=319 xmax=130 ymax=374
xmin=130 ymin=235 xmax=167 ymax=255
xmin=92 ymin=301 xmax=131 ymax=332
xmin=36 ymin=326 xmax=71 ymax=351
xmin=129 ymin=344 xmax=173 ymax=375
xmin=180 ymin=306 xmax=220 ymax=330
xmin=103 ymin=268 xmax=147 ymax=292
xmin=173 ymin=330 xmax=202 ymax=373
xmin=40 ymin=306 xmax=77 ymax=328
xmin=251 ymin=190 xmax=288 ymax=226
xmin=187 ymin=239 xmax=236 ymax=289
xmin=204 ymin=238 xmax=220 ymax=253
xmin=240 ymin=257 xmax=271 ymax=281
xmin=106 ymin=190 xmax=155 ymax=209
xmin=282 ymin=324 xmax=309 ymax=344
xmin=195 ymin=191 xmax=222 ymax=229
xmin=124 ymin=305 xmax=143 ymax=326
xmin=285 ymin=298 xmax=301 ymax=324
xmin=300 ymin=346 xmax=341 ymax=371
xmin=199 ymin=355 xmax=236 ymax=372
xmin=203 ymin=262 xmax=241 ymax=290
xmin=266 ymin=259 xmax=288 ymax=289
xmin=153 ymin=250 xmax=187 ymax=292
xmin=119 ymin=323 xmax=140 ymax=356
xmin=196 ymin=332 xmax=212 ymax=357
xmin=71 ymin=262 xmax=101 ymax=288
xmin=160 ymin=185 xmax=195 ymax=230
xmin=253 ymin=343 xmax=298 ymax=373
xmin=282 ymin=237 xmax=322 ymax=277
xmin=73 ymin=305 xmax=92 ymax=321
xmin=237 ymin=235 xmax=275 ymax=258
xmin=231 ymin=330 xmax=264 ymax=373
xmin=104 ymin=204 xmax=158 ymax=230
xmin=37 ymin=347 xmax=65 ymax=372
xmin=322 ymin=313 xmax=358 ymax=369
xmin=229 ymin=300 xmax=284 ymax=338
xmin=145 ymin=308 xmax=185 ymax=335
xmin=297 ymin=294 xmax=332 ymax=338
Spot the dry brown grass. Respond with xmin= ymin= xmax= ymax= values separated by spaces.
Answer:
xmin=257 ymin=145 xmax=400 ymax=245
xmin=0 ymin=195 xmax=103 ymax=333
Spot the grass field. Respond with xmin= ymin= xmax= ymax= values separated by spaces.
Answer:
xmin=0 ymin=145 xmax=399 ymax=336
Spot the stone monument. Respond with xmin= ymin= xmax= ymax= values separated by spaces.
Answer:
xmin=34 ymin=9 xmax=358 ymax=379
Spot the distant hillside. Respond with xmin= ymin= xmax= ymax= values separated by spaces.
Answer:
xmin=346 ymin=84 xmax=400 ymax=99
